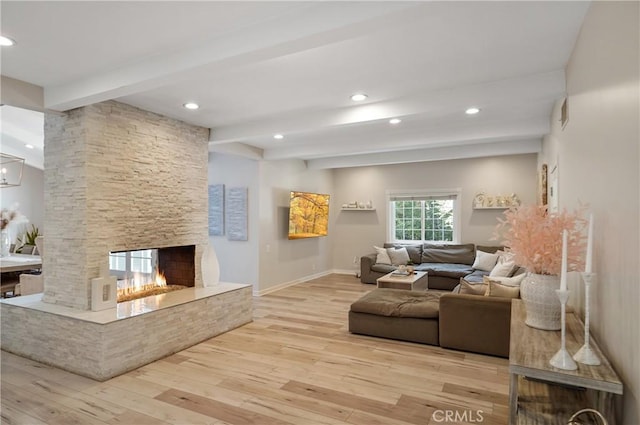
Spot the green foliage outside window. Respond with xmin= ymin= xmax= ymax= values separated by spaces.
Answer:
xmin=393 ymin=199 xmax=454 ymax=242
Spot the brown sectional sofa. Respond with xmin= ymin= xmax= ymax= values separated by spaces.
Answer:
xmin=360 ymin=243 xmax=501 ymax=290
xmin=349 ymin=288 xmax=513 ymax=358
xmin=351 ymin=244 xmax=517 ymax=358
xmin=438 ymin=292 xmax=512 ymax=357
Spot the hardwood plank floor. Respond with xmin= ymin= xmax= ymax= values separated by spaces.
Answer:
xmin=1 ymin=274 xmax=509 ymax=424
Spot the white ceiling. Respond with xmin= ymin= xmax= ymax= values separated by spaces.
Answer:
xmin=0 ymin=1 xmax=590 ymax=169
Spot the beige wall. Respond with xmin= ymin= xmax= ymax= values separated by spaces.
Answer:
xmin=207 ymin=153 xmax=261 ymax=289
xmin=541 ymin=2 xmax=639 ymax=422
xmin=257 ymin=159 xmax=334 ymax=294
xmin=208 ymin=154 xmax=334 ymax=294
xmin=331 ymin=154 xmax=538 ymax=272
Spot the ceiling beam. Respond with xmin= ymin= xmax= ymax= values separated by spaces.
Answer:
xmin=44 ymin=3 xmax=417 ymax=111
xmin=209 ymin=70 xmax=565 ymax=144
xmin=306 ymin=139 xmax=541 ymax=169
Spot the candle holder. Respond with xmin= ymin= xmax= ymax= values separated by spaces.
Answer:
xmin=573 ymin=272 xmax=601 ymax=365
xmin=549 ymin=289 xmax=578 ymax=370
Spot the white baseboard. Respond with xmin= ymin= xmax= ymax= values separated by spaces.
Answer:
xmin=253 ymin=269 xmax=363 ymax=296
xmin=253 ymin=270 xmax=332 ymax=296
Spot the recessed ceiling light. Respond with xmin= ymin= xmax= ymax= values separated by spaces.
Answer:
xmin=350 ymin=93 xmax=368 ymax=102
xmin=465 ymin=107 xmax=480 ymax=115
xmin=183 ymin=102 xmax=199 ymax=110
xmin=389 ymin=118 xmax=402 ymax=125
xmin=25 ymin=144 xmax=34 ymax=149
xmin=273 ymin=134 xmax=284 ymax=140
xmin=0 ymin=36 xmax=16 ymax=47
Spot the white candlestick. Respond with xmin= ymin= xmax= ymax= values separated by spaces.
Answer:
xmin=560 ymin=229 xmax=568 ymax=291
xmin=585 ymin=213 xmax=593 ymax=273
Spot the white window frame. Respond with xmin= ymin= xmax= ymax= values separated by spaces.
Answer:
xmin=109 ymin=249 xmax=157 ymax=280
xmin=386 ymin=188 xmax=462 ymax=243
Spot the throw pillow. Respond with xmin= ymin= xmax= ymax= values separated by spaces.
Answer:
xmin=459 ymin=280 xmax=488 ymax=296
xmin=374 ymin=246 xmax=392 ymax=265
xmin=472 ymin=250 xmax=499 ymax=272
xmin=482 ymin=273 xmax=525 ymax=287
xmin=489 ymin=259 xmax=516 ymax=277
xmin=484 ymin=279 xmax=520 ymax=299
xmin=387 ymin=247 xmax=410 ymax=266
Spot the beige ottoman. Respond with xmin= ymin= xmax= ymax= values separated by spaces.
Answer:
xmin=349 ymin=288 xmax=442 ymax=345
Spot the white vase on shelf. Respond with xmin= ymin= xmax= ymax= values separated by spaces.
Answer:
xmin=0 ymin=229 xmax=10 ymax=257
xmin=201 ymin=244 xmax=221 ymax=286
xmin=519 ymin=273 xmax=562 ymax=330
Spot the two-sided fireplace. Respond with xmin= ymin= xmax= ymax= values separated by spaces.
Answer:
xmin=109 ymin=245 xmax=195 ymax=302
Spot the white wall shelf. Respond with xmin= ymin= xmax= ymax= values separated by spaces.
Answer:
xmin=340 ymin=207 xmax=376 ymax=211
xmin=473 ymin=206 xmax=509 ymax=210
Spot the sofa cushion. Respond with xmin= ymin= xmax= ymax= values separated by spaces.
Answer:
xmin=459 ymin=280 xmax=488 ymax=295
xmin=384 ymin=243 xmax=422 ymax=264
xmin=421 ymin=243 xmax=475 ymax=265
xmin=489 ymin=259 xmax=517 ymax=277
xmin=472 ymin=250 xmax=499 ymax=272
xmin=462 ymin=269 xmax=490 ymax=284
xmin=387 ymin=247 xmax=410 ymax=266
xmin=371 ymin=263 xmax=396 ymax=273
xmin=415 ymin=263 xmax=474 ymax=278
xmin=476 ymin=245 xmax=505 ymax=254
xmin=483 ymin=273 xmax=526 ymax=287
xmin=485 ymin=279 xmax=520 ymax=299
xmin=374 ymin=246 xmax=392 ymax=264
xmin=350 ymin=288 xmax=441 ymax=319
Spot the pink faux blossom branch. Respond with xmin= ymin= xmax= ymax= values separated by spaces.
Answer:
xmin=493 ymin=204 xmax=588 ymax=276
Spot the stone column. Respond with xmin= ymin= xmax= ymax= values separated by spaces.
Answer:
xmin=43 ymin=101 xmax=210 ymax=310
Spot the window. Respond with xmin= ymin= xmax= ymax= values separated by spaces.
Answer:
xmin=387 ymin=190 xmax=461 ymax=243
xmin=109 ymin=249 xmax=156 ymax=280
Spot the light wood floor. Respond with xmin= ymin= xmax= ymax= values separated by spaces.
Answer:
xmin=1 ymin=274 xmax=510 ymax=425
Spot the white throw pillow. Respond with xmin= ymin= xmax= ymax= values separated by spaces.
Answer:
xmin=472 ymin=250 xmax=499 ymax=272
xmin=387 ymin=247 xmax=410 ymax=266
xmin=374 ymin=246 xmax=392 ymax=265
xmin=489 ymin=260 xmax=517 ymax=277
xmin=483 ymin=273 xmax=525 ymax=287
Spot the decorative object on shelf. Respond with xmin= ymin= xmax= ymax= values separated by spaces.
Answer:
xmin=549 ymin=287 xmax=577 ymax=370
xmin=201 ymin=244 xmax=221 ymax=286
xmin=519 ymin=273 xmax=562 ymax=330
xmin=0 ymin=152 xmax=25 ymax=188
xmin=574 ymin=214 xmax=601 ymax=365
xmin=494 ymin=204 xmax=588 ymax=330
xmin=341 ymin=200 xmax=375 ymax=210
xmin=567 ymin=408 xmax=609 ymax=425
xmin=0 ymin=229 xmax=9 ymax=257
xmin=549 ymin=230 xmax=578 ymax=370
xmin=473 ymin=192 xmax=521 ymax=209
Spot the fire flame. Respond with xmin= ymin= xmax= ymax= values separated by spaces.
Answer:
xmin=117 ymin=267 xmax=167 ymax=302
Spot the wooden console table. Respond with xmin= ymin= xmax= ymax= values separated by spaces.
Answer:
xmin=509 ymin=299 xmax=623 ymax=424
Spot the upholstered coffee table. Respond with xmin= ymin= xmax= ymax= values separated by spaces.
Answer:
xmin=377 ymin=271 xmax=428 ymax=291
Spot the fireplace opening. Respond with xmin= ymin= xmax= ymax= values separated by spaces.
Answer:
xmin=109 ymin=245 xmax=195 ymax=303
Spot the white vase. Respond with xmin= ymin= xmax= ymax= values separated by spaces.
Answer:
xmin=201 ymin=244 xmax=221 ymax=287
xmin=0 ymin=229 xmax=10 ymax=257
xmin=519 ymin=272 xmax=562 ymax=330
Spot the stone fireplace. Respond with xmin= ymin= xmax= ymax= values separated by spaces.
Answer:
xmin=0 ymin=101 xmax=252 ymax=380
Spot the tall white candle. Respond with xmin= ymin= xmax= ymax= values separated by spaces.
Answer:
xmin=560 ymin=229 xmax=568 ymax=291
xmin=585 ymin=213 xmax=593 ymax=273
